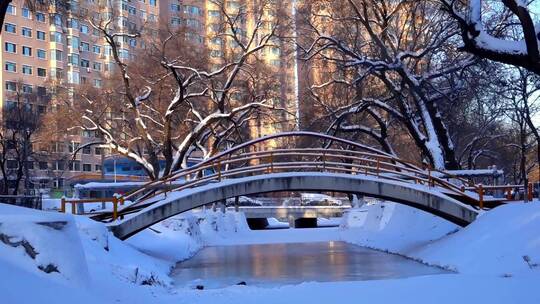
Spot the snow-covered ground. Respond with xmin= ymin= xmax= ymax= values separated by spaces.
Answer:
xmin=0 ymin=200 xmax=539 ymax=303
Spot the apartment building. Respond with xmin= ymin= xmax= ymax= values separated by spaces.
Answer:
xmin=1 ymin=0 xmax=299 ymax=195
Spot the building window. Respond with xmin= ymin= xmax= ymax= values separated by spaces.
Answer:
xmin=67 ymin=71 xmax=80 ymax=84
xmin=21 ymin=27 xmax=32 ymax=37
xmin=22 ymin=7 xmax=31 ymax=19
xmin=22 ymin=85 xmax=33 ymax=94
xmin=95 ymin=164 xmax=102 ymax=171
xmin=22 ymin=65 xmax=32 ymax=75
xmin=92 ymin=61 xmax=102 ymax=71
xmin=128 ymin=6 xmax=136 ymax=15
xmin=95 ymin=147 xmax=102 ymax=155
xmin=68 ymin=36 xmax=79 ymax=49
xmin=68 ymin=142 xmax=80 ymax=153
xmin=93 ymin=79 xmax=102 ymax=88
xmin=83 ymin=164 xmax=92 ymax=172
xmin=171 ymin=17 xmax=181 ymax=26
xmin=69 ymin=161 xmax=81 ymax=172
xmin=36 ymin=12 xmax=46 ymax=22
xmin=149 ymin=0 xmax=156 ymax=6
xmin=51 ymin=49 xmax=63 ymax=61
xmin=37 ymin=31 xmax=46 ymax=40
xmin=4 ymin=42 xmax=16 ymax=53
xmin=37 ymin=86 xmax=46 ymax=96
xmin=93 ymin=45 xmax=101 ymax=54
xmin=81 ymin=42 xmax=90 ymax=51
xmin=4 ymin=23 xmax=16 ymax=33
xmin=67 ymin=18 xmax=78 ymax=29
xmin=22 ymin=46 xmax=32 ymax=56
xmin=51 ymin=32 xmax=63 ymax=43
xmin=5 ymin=62 xmax=16 ymax=72
xmin=184 ymin=5 xmax=202 ymax=16
xmin=185 ymin=19 xmax=201 ymax=29
xmin=37 ymin=49 xmax=46 ymax=59
xmin=80 ymin=24 xmax=89 ymax=34
xmin=51 ymin=68 xmax=64 ymax=79
xmin=37 ymin=68 xmax=47 ymax=77
xmin=7 ymin=5 xmax=15 ymax=15
xmin=52 ymin=14 xmax=62 ymax=26
xmin=119 ymin=49 xmax=129 ymax=59
xmin=171 ymin=4 xmax=181 ymax=12
xmin=68 ymin=53 xmax=80 ymax=65
xmin=5 ymin=81 xmax=16 ymax=91
xmin=82 ymin=146 xmax=92 ymax=154
xmin=81 ymin=59 xmax=90 ymax=68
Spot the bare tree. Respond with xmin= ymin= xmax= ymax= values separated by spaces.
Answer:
xmin=56 ymin=1 xmax=288 ymax=180
xmin=441 ymin=0 xmax=540 ymax=75
xmin=0 ymin=81 xmax=48 ymax=194
xmin=300 ymin=0 xmax=476 ymax=169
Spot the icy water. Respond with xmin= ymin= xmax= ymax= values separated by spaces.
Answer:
xmin=172 ymin=241 xmax=449 ymax=289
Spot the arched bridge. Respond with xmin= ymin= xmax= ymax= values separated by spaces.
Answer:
xmin=89 ymin=132 xmax=500 ymax=240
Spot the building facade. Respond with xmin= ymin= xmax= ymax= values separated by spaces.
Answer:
xmin=1 ymin=0 xmax=299 ymax=195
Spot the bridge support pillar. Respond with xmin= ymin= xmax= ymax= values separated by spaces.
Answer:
xmin=220 ymin=199 xmax=226 ymax=214
xmin=288 ymin=216 xmax=296 ymax=228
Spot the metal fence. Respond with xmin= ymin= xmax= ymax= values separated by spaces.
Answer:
xmin=0 ymin=195 xmax=42 ymax=210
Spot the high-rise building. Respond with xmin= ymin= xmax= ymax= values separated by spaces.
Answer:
xmin=1 ymin=0 xmax=299 ymax=194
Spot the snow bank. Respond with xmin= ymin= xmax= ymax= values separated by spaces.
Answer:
xmin=126 ymin=212 xmax=203 ymax=262
xmin=196 ymin=209 xmax=251 ymax=242
xmin=0 ymin=203 xmax=181 ymax=303
xmin=341 ymin=201 xmax=540 ymax=275
xmin=340 ymin=202 xmax=458 ymax=254
xmin=413 ymin=203 xmax=540 ymax=275
xmin=76 ymin=216 xmax=172 ymax=287
xmin=0 ymin=204 xmax=90 ymax=287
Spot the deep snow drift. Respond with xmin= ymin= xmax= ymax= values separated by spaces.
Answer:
xmin=341 ymin=201 xmax=540 ymax=275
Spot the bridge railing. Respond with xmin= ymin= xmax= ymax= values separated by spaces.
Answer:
xmin=85 ymin=130 xmax=532 ymax=222
xmin=60 ymin=196 xmax=125 ymax=220
xmin=103 ymin=148 xmax=486 ymax=220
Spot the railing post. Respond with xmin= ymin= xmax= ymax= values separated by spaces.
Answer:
xmin=528 ymin=182 xmax=533 ymax=202
xmin=376 ymin=158 xmax=380 ymax=177
xmin=217 ymin=161 xmax=222 ymax=182
xmin=460 ymin=186 xmax=465 ymax=192
xmin=322 ymin=152 xmax=326 ymax=171
xmin=478 ymin=184 xmax=484 ymax=209
xmin=112 ymin=196 xmax=118 ymax=221
xmin=428 ymin=168 xmax=432 ymax=188
xmin=270 ymin=152 xmax=274 ymax=173
xmin=71 ymin=201 xmax=76 ymax=214
xmin=506 ymin=186 xmax=512 ymax=200
xmin=60 ymin=197 xmax=66 ymax=213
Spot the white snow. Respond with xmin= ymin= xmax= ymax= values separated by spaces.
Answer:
xmin=1 ymin=198 xmax=539 ymax=303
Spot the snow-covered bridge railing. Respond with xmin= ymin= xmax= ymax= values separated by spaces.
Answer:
xmin=80 ymin=132 xmax=521 ymax=226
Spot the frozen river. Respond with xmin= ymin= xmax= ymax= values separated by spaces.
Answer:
xmin=172 ymin=241 xmax=449 ymax=289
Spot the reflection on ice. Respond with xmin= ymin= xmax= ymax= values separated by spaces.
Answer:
xmin=172 ymin=241 xmax=449 ymax=289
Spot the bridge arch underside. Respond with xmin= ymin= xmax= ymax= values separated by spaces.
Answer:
xmin=109 ymin=173 xmax=478 ymax=240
